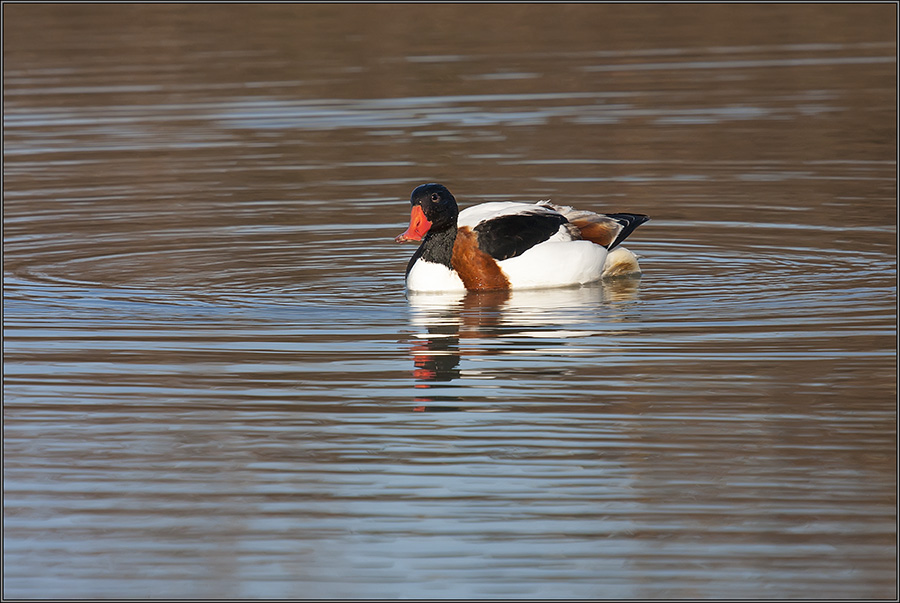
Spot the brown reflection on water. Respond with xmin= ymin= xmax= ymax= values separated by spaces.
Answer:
xmin=3 ymin=3 xmax=896 ymax=600
xmin=406 ymin=282 xmax=643 ymax=401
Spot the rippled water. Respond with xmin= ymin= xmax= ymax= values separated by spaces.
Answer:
xmin=3 ymin=4 xmax=897 ymax=599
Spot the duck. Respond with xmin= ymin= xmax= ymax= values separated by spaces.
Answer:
xmin=395 ymin=183 xmax=649 ymax=292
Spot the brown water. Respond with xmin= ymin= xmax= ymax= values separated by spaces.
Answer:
xmin=3 ymin=4 xmax=897 ymax=599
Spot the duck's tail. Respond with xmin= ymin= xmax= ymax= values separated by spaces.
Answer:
xmin=539 ymin=202 xmax=649 ymax=250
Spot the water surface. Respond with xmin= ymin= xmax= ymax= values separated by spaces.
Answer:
xmin=3 ymin=4 xmax=896 ymax=599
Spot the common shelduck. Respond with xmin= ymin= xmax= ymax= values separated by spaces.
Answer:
xmin=395 ymin=183 xmax=649 ymax=292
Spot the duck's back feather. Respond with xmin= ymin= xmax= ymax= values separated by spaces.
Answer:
xmin=473 ymin=212 xmax=569 ymax=260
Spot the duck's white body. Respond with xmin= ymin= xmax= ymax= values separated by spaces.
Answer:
xmin=406 ymin=239 xmax=639 ymax=292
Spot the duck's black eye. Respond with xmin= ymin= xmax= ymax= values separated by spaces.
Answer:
xmin=431 ymin=193 xmax=440 ymax=201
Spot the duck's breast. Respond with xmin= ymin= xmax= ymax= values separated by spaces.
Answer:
xmin=406 ymin=258 xmax=466 ymax=293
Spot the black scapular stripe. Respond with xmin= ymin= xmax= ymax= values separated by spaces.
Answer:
xmin=474 ymin=212 xmax=569 ymax=261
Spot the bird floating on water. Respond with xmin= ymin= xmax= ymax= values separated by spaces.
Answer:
xmin=395 ymin=183 xmax=649 ymax=292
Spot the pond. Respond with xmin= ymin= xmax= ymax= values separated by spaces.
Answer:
xmin=3 ymin=4 xmax=896 ymax=599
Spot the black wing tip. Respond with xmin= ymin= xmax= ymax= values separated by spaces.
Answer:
xmin=606 ymin=213 xmax=650 ymax=249
xmin=607 ymin=212 xmax=650 ymax=225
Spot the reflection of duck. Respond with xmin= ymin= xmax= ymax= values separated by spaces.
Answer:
xmin=396 ymin=183 xmax=649 ymax=293
xmin=406 ymin=281 xmax=642 ymax=408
